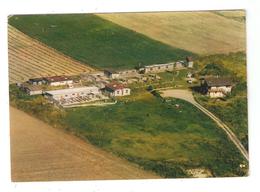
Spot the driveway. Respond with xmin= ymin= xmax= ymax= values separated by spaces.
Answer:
xmin=160 ymin=89 xmax=196 ymax=104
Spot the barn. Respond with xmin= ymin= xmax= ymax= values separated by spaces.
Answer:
xmin=201 ymin=77 xmax=233 ymax=98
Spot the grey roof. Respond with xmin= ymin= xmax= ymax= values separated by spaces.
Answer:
xmin=22 ymin=83 xmax=42 ymax=91
xmin=204 ymin=77 xmax=233 ymax=87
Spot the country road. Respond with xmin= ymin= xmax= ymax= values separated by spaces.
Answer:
xmin=10 ymin=107 xmax=160 ymax=181
xmin=160 ymin=89 xmax=249 ymax=161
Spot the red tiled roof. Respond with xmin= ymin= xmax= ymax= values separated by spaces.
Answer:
xmin=105 ymin=82 xmax=126 ymax=91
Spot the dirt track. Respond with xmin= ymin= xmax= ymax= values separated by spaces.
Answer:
xmin=10 ymin=107 xmax=159 ymax=181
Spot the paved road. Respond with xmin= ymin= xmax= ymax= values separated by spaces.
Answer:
xmin=160 ymin=89 xmax=249 ymax=161
xmin=10 ymin=107 xmax=160 ymax=181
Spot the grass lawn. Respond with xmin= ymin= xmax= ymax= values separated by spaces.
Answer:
xmin=64 ymin=92 xmax=247 ymax=177
xmin=9 ymin=14 xmax=194 ymax=70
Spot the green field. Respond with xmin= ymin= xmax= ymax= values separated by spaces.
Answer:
xmin=64 ymin=92 xmax=246 ymax=177
xmin=9 ymin=85 xmax=247 ymax=177
xmin=9 ymin=14 xmax=194 ymax=70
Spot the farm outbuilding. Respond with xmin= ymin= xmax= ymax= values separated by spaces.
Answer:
xmin=104 ymin=69 xmax=120 ymax=79
xmin=20 ymin=83 xmax=43 ymax=95
xmin=43 ymin=75 xmax=73 ymax=86
xmin=44 ymin=86 xmax=100 ymax=103
xmin=117 ymin=69 xmax=138 ymax=77
xmin=140 ymin=62 xmax=175 ymax=74
xmin=186 ymin=56 xmax=194 ymax=68
xmin=104 ymin=82 xmax=131 ymax=97
xmin=200 ymin=77 xmax=233 ymax=98
xmin=28 ymin=78 xmax=44 ymax=85
xmin=175 ymin=61 xmax=185 ymax=69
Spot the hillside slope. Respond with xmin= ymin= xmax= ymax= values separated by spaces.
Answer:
xmin=9 ymin=14 xmax=194 ymax=70
xmin=97 ymin=11 xmax=246 ymax=55
xmin=8 ymin=25 xmax=94 ymax=84
xmin=10 ymin=107 xmax=159 ymax=181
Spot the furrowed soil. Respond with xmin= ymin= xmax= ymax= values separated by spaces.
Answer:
xmin=8 ymin=25 xmax=94 ymax=84
xmin=10 ymin=107 xmax=159 ymax=181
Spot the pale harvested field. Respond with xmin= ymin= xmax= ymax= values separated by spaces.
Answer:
xmin=8 ymin=25 xmax=94 ymax=84
xmin=97 ymin=11 xmax=246 ymax=55
xmin=10 ymin=107 xmax=159 ymax=181
xmin=216 ymin=10 xmax=245 ymax=19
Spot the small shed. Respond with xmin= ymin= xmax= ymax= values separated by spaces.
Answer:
xmin=104 ymin=69 xmax=120 ymax=79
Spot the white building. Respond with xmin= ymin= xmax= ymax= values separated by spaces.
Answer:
xmin=43 ymin=75 xmax=73 ymax=86
xmin=104 ymin=82 xmax=131 ymax=97
xmin=45 ymin=86 xmax=100 ymax=103
xmin=21 ymin=84 xmax=43 ymax=95
xmin=186 ymin=56 xmax=194 ymax=68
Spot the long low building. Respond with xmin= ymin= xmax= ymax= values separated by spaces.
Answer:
xmin=43 ymin=75 xmax=73 ymax=86
xmin=140 ymin=62 xmax=175 ymax=74
xmin=45 ymin=86 xmax=100 ymax=102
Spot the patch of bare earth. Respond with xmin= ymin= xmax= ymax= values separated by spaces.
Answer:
xmin=10 ymin=107 xmax=160 ymax=181
xmin=186 ymin=168 xmax=212 ymax=178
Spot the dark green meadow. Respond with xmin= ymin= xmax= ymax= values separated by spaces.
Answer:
xmin=64 ymin=92 xmax=246 ymax=177
xmin=9 ymin=14 xmax=194 ymax=69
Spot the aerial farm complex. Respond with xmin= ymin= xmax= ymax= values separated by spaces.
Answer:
xmin=9 ymin=12 xmax=248 ymax=180
xmin=16 ymin=55 xmax=235 ymax=108
xmin=17 ymin=57 xmax=191 ymax=107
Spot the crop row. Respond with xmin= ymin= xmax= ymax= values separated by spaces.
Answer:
xmin=8 ymin=25 xmax=94 ymax=84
